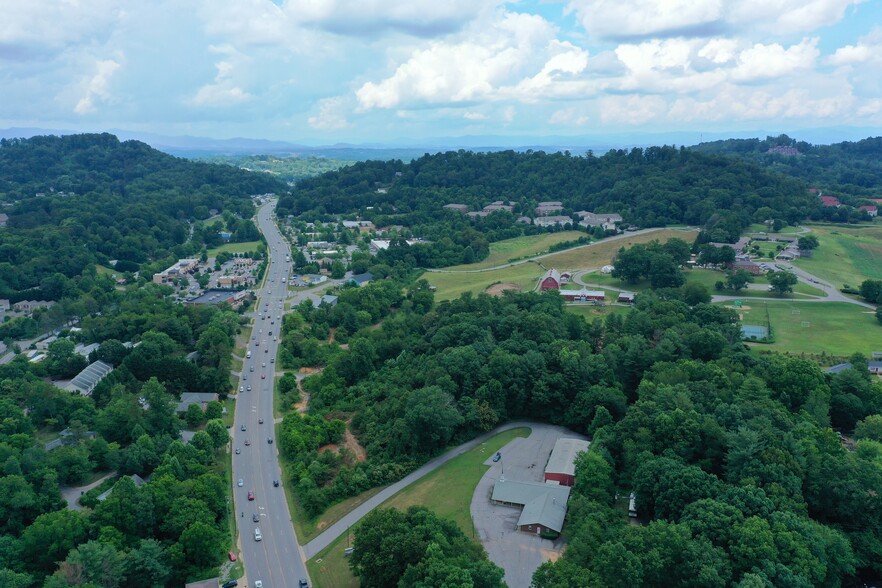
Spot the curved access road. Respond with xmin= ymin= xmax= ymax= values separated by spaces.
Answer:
xmin=424 ymin=228 xmax=695 ymax=274
xmin=302 ymin=421 xmax=543 ymax=559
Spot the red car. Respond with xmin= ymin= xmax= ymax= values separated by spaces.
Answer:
xmin=228 ymin=551 xmax=237 ymax=562
xmin=248 ymin=490 xmax=255 ymax=501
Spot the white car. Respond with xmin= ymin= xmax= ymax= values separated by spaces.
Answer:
xmin=237 ymin=478 xmax=244 ymax=487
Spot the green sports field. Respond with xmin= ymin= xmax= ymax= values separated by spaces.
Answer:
xmin=728 ymin=300 xmax=882 ymax=355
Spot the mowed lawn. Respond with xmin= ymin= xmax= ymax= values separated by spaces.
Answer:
xmin=207 ymin=240 xmax=261 ymax=256
xmin=425 ymin=229 xmax=699 ymax=301
xmin=565 ymin=304 xmax=633 ymax=320
xmin=307 ymin=427 xmax=531 ymax=588
xmin=539 ymin=229 xmax=698 ymax=268
xmin=793 ymin=224 xmax=882 ymax=289
xmin=728 ymin=300 xmax=882 ymax=355
xmin=583 ymin=267 xmax=826 ymax=298
xmin=424 ymin=262 xmax=546 ymax=301
xmin=446 ymin=231 xmax=586 ymax=271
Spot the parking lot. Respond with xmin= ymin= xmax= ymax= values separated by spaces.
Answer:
xmin=469 ymin=424 xmax=588 ymax=588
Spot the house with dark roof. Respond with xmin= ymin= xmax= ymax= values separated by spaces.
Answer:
xmin=347 ymin=272 xmax=373 ymax=287
xmin=176 ymin=392 xmax=219 ymax=414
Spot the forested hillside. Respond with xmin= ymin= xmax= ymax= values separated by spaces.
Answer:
xmin=279 ymin=147 xmax=816 ymax=227
xmin=287 ymin=282 xmax=882 ymax=586
xmin=0 ymin=134 xmax=286 ymax=298
xmin=693 ymin=134 xmax=882 ymax=199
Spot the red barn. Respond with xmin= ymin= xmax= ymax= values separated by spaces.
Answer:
xmin=540 ymin=268 xmax=561 ymax=290
xmin=544 ymin=438 xmax=590 ymax=487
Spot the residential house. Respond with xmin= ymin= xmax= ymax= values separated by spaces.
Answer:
xmin=176 ymin=392 xmax=219 ymax=414
xmin=13 ymin=300 xmax=55 ymax=313
xmin=729 ymin=260 xmax=764 ymax=275
xmin=467 ymin=211 xmax=490 ymax=219
xmin=618 ymin=292 xmax=636 ymax=304
xmin=821 ymin=196 xmax=842 ymax=207
xmin=63 ymin=360 xmax=114 ymax=396
xmin=516 ymin=216 xmax=532 ymax=224
xmin=347 ymin=273 xmax=373 ymax=287
xmin=859 ymin=205 xmax=878 ymax=217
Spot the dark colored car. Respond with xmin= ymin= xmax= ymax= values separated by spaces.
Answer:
xmin=299 ymin=580 xmax=308 ymax=588
xmin=252 ymin=513 xmax=259 ymax=523
xmin=222 ymin=581 xmax=238 ymax=588
xmin=492 ymin=452 xmax=501 ymax=462
xmin=273 ymin=480 xmax=280 ymax=487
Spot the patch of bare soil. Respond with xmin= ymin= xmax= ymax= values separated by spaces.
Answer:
xmin=344 ymin=428 xmax=367 ymax=462
xmin=485 ymin=282 xmax=521 ymax=296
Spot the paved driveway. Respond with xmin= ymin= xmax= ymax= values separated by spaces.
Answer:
xmin=470 ymin=425 xmax=587 ymax=588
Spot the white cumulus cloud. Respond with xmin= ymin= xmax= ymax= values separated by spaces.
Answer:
xmin=189 ymin=45 xmax=254 ymax=107
xmin=308 ymin=96 xmax=350 ymax=130
xmin=74 ymin=59 xmax=121 ymax=114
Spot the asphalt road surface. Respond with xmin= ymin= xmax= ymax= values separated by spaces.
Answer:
xmin=232 ymin=200 xmax=309 ymax=588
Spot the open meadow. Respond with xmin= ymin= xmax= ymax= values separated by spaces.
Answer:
xmin=728 ymin=300 xmax=882 ymax=356
xmin=583 ymin=268 xmax=826 ymax=298
xmin=207 ymin=240 xmax=262 ymax=256
xmin=793 ymin=224 xmax=882 ymax=289
xmin=446 ymin=231 xmax=585 ymax=271
xmin=425 ymin=229 xmax=698 ymax=301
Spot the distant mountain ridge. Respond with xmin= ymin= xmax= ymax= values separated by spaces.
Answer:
xmin=4 ymin=126 xmax=882 ymax=159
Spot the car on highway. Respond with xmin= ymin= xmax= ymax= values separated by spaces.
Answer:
xmin=493 ymin=452 xmax=502 ymax=462
xmin=259 ymin=418 xmax=264 ymax=424
xmin=252 ymin=513 xmax=260 ymax=522
xmin=254 ymin=527 xmax=262 ymax=541
xmin=239 ymin=386 xmax=244 ymax=393
xmin=254 ymin=581 xmax=263 ymax=588
xmin=241 ymin=424 xmax=246 ymax=431
xmin=248 ymin=490 xmax=255 ymax=501
xmin=267 ymin=437 xmax=274 ymax=444
xmin=244 ymin=439 xmax=251 ymax=445
xmin=246 ymin=385 xmax=252 ymax=391
xmin=273 ymin=480 xmax=280 ymax=487
xmin=261 ymin=374 xmax=266 ymax=379
xmin=299 ymin=579 xmax=308 ymax=587
xmin=270 ymin=358 xmax=275 ymax=363
xmin=235 ymin=447 xmax=240 ymax=454
xmin=237 ymin=478 xmax=244 ymax=487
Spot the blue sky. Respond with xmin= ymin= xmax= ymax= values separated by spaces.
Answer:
xmin=2 ymin=0 xmax=881 ymax=144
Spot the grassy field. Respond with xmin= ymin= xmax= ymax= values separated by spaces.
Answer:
xmin=746 ymin=224 xmax=804 ymax=235
xmin=792 ymin=224 xmax=882 ymax=289
xmin=307 ymin=427 xmax=532 ymax=588
xmin=208 ymin=240 xmax=262 ymax=256
xmin=424 ymin=229 xmax=699 ymax=301
xmin=583 ymin=268 xmax=826 ymax=298
xmin=446 ymin=231 xmax=586 ymax=271
xmin=727 ymin=300 xmax=882 ymax=355
xmin=424 ymin=261 xmax=545 ymax=301
xmin=539 ymin=229 xmax=698 ymax=269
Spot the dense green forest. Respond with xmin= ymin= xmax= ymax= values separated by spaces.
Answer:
xmin=0 ymin=134 xmax=286 ymax=299
xmin=280 ymin=271 xmax=882 ymax=585
xmin=692 ymin=134 xmax=882 ymax=203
